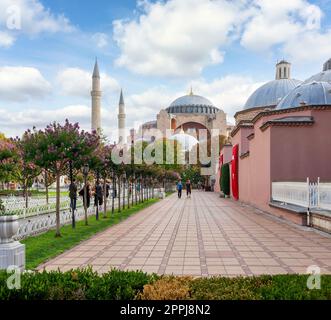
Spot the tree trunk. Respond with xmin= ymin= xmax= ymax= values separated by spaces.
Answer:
xmin=131 ymin=179 xmax=134 ymax=207
xmin=122 ymin=179 xmax=125 ymax=210
xmin=84 ymin=176 xmax=88 ymax=226
xmin=45 ymin=170 xmax=49 ymax=205
xmin=127 ymin=178 xmax=130 ymax=209
xmin=111 ymin=175 xmax=115 ymax=215
xmin=24 ymin=182 xmax=28 ymax=209
xmin=134 ymin=179 xmax=137 ymax=205
xmin=141 ymin=177 xmax=144 ymax=203
xmin=118 ymin=176 xmax=121 ymax=213
xmin=103 ymin=178 xmax=107 ymax=218
xmin=55 ymin=172 xmax=61 ymax=237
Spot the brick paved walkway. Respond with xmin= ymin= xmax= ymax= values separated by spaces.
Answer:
xmin=39 ymin=191 xmax=331 ymax=276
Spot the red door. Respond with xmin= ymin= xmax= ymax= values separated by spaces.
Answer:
xmin=231 ymin=144 xmax=239 ymax=200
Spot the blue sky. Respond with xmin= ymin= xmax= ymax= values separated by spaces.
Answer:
xmin=0 ymin=0 xmax=331 ymax=141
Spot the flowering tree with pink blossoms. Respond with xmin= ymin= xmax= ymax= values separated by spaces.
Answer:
xmin=0 ymin=138 xmax=18 ymax=187
xmin=23 ymin=120 xmax=100 ymax=237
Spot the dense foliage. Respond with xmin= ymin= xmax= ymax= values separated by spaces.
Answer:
xmin=220 ymin=163 xmax=230 ymax=196
xmin=0 ymin=270 xmax=329 ymax=300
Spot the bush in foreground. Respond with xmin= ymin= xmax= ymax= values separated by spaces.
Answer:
xmin=0 ymin=269 xmax=330 ymax=300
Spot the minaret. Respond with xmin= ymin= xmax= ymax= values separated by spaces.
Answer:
xmin=275 ymin=60 xmax=291 ymax=80
xmin=91 ymin=59 xmax=101 ymax=132
xmin=118 ymin=89 xmax=126 ymax=143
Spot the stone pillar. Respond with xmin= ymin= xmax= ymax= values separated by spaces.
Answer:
xmin=0 ymin=215 xmax=25 ymax=271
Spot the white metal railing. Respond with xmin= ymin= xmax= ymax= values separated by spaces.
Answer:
xmin=271 ymin=178 xmax=331 ymax=211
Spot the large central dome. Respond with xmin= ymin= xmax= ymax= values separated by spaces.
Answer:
xmin=166 ymin=91 xmax=219 ymax=115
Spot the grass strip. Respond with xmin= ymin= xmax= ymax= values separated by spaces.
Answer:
xmin=22 ymin=198 xmax=159 ymax=270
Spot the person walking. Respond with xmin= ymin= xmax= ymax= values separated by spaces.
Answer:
xmin=94 ymin=182 xmax=103 ymax=207
xmin=69 ymin=179 xmax=78 ymax=212
xmin=79 ymin=182 xmax=91 ymax=208
xmin=186 ymin=179 xmax=192 ymax=198
xmin=177 ymin=180 xmax=183 ymax=199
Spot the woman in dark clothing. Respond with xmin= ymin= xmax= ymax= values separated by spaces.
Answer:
xmin=94 ymin=183 xmax=103 ymax=207
xmin=79 ymin=183 xmax=91 ymax=208
xmin=186 ymin=179 xmax=192 ymax=198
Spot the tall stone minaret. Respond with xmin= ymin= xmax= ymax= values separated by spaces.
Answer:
xmin=118 ymin=89 xmax=126 ymax=143
xmin=91 ymin=59 xmax=101 ymax=132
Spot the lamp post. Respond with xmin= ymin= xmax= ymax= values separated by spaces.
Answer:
xmin=111 ymin=170 xmax=115 ymax=215
xmin=82 ymin=164 xmax=89 ymax=226
xmin=96 ymin=170 xmax=100 ymax=220
xmin=133 ymin=172 xmax=137 ymax=205
xmin=122 ymin=172 xmax=126 ymax=211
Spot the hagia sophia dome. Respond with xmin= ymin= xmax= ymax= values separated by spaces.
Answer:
xmin=244 ymin=60 xmax=302 ymax=110
xmin=166 ymin=89 xmax=220 ymax=115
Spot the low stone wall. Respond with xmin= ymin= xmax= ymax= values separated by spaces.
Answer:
xmin=311 ymin=211 xmax=331 ymax=234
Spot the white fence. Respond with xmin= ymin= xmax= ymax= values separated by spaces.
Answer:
xmin=272 ymin=178 xmax=331 ymax=211
xmin=1 ymin=196 xmax=82 ymax=218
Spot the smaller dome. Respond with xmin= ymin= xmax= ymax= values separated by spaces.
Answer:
xmin=303 ymin=58 xmax=331 ymax=84
xmin=276 ymin=81 xmax=331 ymax=110
xmin=244 ymin=79 xmax=302 ymax=109
xmin=170 ymin=130 xmax=199 ymax=151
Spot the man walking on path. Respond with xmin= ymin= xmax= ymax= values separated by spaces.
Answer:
xmin=186 ymin=179 xmax=192 ymax=198
xmin=177 ymin=180 xmax=183 ymax=199
xmin=69 ymin=179 xmax=78 ymax=212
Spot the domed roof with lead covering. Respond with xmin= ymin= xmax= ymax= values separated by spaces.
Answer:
xmin=166 ymin=90 xmax=220 ymax=115
xmin=303 ymin=58 xmax=331 ymax=84
xmin=276 ymin=81 xmax=331 ymax=110
xmin=244 ymin=79 xmax=302 ymax=109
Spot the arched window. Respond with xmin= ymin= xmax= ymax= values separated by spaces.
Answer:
xmin=284 ymin=67 xmax=286 ymax=78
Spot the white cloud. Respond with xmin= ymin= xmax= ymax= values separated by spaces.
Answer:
xmin=0 ymin=66 xmax=51 ymax=101
xmin=0 ymin=31 xmax=15 ymax=48
xmin=125 ymin=76 xmax=262 ymax=128
xmin=283 ymin=29 xmax=331 ymax=66
xmin=92 ymin=33 xmax=109 ymax=48
xmin=0 ymin=105 xmax=116 ymax=140
xmin=113 ymin=0 xmax=245 ymax=77
xmin=113 ymin=0 xmax=331 ymax=77
xmin=190 ymin=76 xmax=263 ymax=118
xmin=126 ymin=87 xmax=178 ymax=127
xmin=56 ymin=68 xmax=120 ymax=98
xmin=0 ymin=0 xmax=74 ymax=47
xmin=241 ymin=0 xmax=331 ymax=65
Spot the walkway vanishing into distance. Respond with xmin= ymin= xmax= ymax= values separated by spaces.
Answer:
xmin=39 ymin=191 xmax=331 ymax=276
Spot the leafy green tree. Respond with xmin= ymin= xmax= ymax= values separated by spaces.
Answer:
xmin=23 ymin=120 xmax=100 ymax=237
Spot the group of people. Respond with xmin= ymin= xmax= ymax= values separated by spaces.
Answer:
xmin=69 ymin=179 xmax=111 ymax=211
xmin=176 ymin=179 xmax=192 ymax=199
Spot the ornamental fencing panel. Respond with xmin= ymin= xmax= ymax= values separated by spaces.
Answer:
xmin=14 ymin=198 xmax=115 ymax=240
xmin=1 ymin=196 xmax=71 ymax=218
xmin=271 ymin=178 xmax=331 ymax=211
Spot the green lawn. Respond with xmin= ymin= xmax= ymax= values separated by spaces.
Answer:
xmin=0 ymin=190 xmax=67 ymax=197
xmin=22 ymin=198 xmax=159 ymax=270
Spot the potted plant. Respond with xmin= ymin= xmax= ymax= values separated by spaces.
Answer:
xmin=0 ymin=199 xmax=19 ymax=244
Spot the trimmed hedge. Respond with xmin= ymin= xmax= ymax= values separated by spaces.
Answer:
xmin=220 ymin=163 xmax=230 ymax=196
xmin=0 ymin=268 xmax=157 ymax=300
xmin=0 ymin=269 xmax=330 ymax=300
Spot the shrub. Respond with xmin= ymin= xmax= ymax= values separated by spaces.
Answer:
xmin=0 ymin=199 xmax=5 ymax=214
xmin=138 ymin=276 xmax=192 ymax=300
xmin=220 ymin=163 xmax=230 ymax=196
xmin=0 ymin=267 xmax=156 ymax=300
xmin=0 ymin=270 xmax=330 ymax=300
